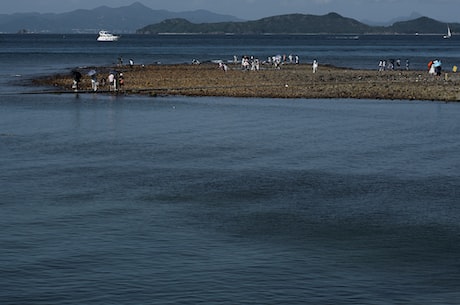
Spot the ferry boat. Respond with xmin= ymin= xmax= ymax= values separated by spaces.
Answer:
xmin=97 ymin=30 xmax=120 ymax=42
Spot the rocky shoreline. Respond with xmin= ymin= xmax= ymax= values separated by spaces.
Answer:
xmin=32 ymin=63 xmax=460 ymax=101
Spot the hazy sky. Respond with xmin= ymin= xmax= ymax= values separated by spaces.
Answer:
xmin=2 ymin=0 xmax=459 ymax=23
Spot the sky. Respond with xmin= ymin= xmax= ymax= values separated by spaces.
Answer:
xmin=2 ymin=0 xmax=459 ymax=23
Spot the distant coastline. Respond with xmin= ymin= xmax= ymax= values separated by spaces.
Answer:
xmin=1 ymin=2 xmax=458 ymax=35
xmin=137 ymin=14 xmax=459 ymax=35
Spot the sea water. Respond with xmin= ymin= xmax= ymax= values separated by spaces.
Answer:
xmin=1 ymin=34 xmax=460 ymax=304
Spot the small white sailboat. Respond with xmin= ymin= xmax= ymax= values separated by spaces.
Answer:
xmin=443 ymin=25 xmax=452 ymax=39
xmin=97 ymin=30 xmax=120 ymax=41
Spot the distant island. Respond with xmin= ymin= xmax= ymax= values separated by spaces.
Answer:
xmin=0 ymin=1 xmax=458 ymax=35
xmin=0 ymin=2 xmax=241 ymax=33
xmin=137 ymin=13 xmax=459 ymax=35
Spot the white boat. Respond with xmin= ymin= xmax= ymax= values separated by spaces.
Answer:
xmin=97 ymin=30 xmax=120 ymax=41
xmin=443 ymin=25 xmax=452 ymax=39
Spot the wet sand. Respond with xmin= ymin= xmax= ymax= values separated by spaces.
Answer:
xmin=33 ymin=63 xmax=460 ymax=101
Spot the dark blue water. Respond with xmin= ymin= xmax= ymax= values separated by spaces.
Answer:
xmin=1 ymin=35 xmax=460 ymax=304
xmin=2 ymin=33 xmax=460 ymax=83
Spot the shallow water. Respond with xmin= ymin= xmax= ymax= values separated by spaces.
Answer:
xmin=1 ymin=94 xmax=460 ymax=304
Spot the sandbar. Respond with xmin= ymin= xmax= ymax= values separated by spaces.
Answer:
xmin=32 ymin=63 xmax=460 ymax=101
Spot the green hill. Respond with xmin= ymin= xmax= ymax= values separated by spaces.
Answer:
xmin=389 ymin=17 xmax=453 ymax=33
xmin=137 ymin=13 xmax=459 ymax=35
xmin=137 ymin=13 xmax=375 ymax=34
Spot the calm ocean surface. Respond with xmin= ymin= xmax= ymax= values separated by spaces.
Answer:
xmin=1 ymin=34 xmax=460 ymax=304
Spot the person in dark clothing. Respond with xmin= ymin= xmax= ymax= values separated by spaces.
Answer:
xmin=72 ymin=70 xmax=82 ymax=91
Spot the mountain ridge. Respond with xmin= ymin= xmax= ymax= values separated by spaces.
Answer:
xmin=0 ymin=2 xmax=241 ymax=33
xmin=137 ymin=13 xmax=459 ymax=35
xmin=1 ymin=2 xmax=457 ymax=35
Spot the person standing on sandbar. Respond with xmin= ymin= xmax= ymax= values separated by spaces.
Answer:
xmin=312 ymin=59 xmax=318 ymax=73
